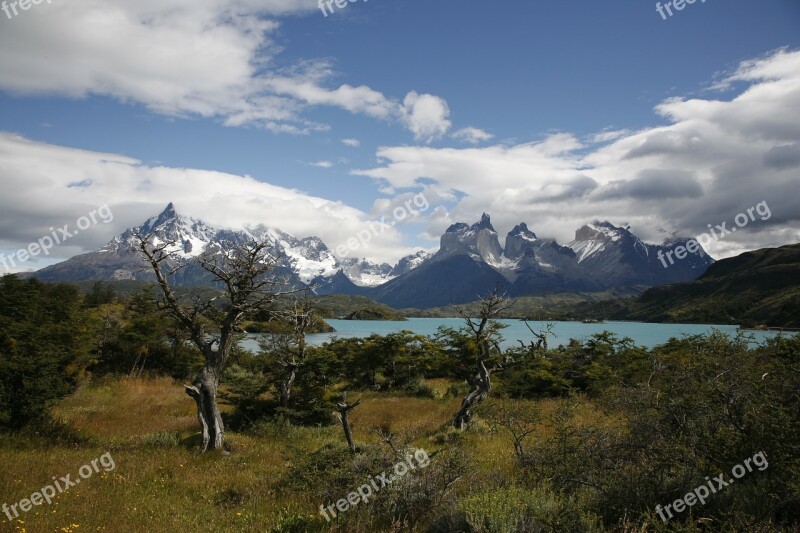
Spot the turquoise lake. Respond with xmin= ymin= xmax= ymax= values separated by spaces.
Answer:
xmin=240 ymin=318 xmax=787 ymax=352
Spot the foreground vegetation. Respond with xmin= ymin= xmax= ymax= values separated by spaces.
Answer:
xmin=1 ymin=275 xmax=799 ymax=531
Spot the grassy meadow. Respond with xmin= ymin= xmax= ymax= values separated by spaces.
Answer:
xmin=1 ymin=376 xmax=594 ymax=532
xmin=0 ymin=377 xmax=572 ymax=532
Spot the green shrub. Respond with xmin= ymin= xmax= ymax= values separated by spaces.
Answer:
xmin=269 ymin=506 xmax=328 ymax=532
xmin=404 ymin=376 xmax=436 ymax=398
xmin=285 ymin=443 xmax=393 ymax=508
xmin=430 ymin=426 xmax=463 ymax=446
xmin=458 ymin=485 xmax=602 ymax=533
xmin=0 ymin=276 xmax=96 ymax=429
xmin=445 ymin=382 xmax=470 ymax=398
xmin=141 ymin=430 xmax=181 ymax=448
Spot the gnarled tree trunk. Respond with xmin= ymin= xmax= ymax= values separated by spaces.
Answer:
xmin=453 ymin=359 xmax=491 ymax=430
xmin=280 ymin=363 xmax=298 ymax=408
xmin=452 ymin=286 xmax=512 ymax=430
xmin=184 ymin=366 xmax=224 ymax=452
xmin=336 ymin=392 xmax=361 ymax=454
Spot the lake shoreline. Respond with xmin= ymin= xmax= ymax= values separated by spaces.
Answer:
xmin=238 ymin=318 xmax=790 ymax=353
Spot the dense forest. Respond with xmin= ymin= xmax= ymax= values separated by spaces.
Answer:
xmin=1 ymin=274 xmax=798 ymax=531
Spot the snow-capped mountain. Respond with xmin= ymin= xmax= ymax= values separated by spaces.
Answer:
xmin=389 ymin=250 xmax=433 ymax=277
xmin=437 ymin=213 xmax=505 ymax=265
xmin=37 ymin=203 xmax=300 ymax=286
xmin=118 ymin=202 xmax=219 ymax=259
xmin=371 ymin=214 xmax=713 ymax=308
xmin=338 ymin=252 xmax=437 ymax=288
xmin=503 ymin=223 xmax=602 ymax=293
xmin=243 ymin=224 xmax=339 ymax=284
xmin=567 ymin=221 xmax=713 ymax=286
xmin=503 ymin=223 xmax=539 ymax=260
xmin=32 ymin=205 xmax=715 ymax=308
xmin=338 ymin=257 xmax=394 ymax=287
xmin=33 ymin=203 xmax=428 ymax=289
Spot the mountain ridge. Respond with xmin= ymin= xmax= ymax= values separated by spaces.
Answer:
xmin=31 ymin=204 xmax=715 ymax=308
xmin=33 ymin=203 xmax=428 ymax=289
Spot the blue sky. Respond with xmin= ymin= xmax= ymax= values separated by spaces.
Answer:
xmin=0 ymin=0 xmax=799 ymax=270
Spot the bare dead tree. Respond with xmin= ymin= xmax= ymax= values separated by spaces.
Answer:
xmin=274 ymin=294 xmax=316 ymax=408
xmin=482 ymin=399 xmax=541 ymax=462
xmin=452 ymin=285 xmax=514 ymax=430
xmin=335 ymin=391 xmax=361 ymax=454
xmin=129 ymin=346 xmax=149 ymax=378
xmin=136 ymin=234 xmax=293 ymax=452
xmin=519 ymin=320 xmax=556 ymax=353
xmin=373 ymin=426 xmax=401 ymax=457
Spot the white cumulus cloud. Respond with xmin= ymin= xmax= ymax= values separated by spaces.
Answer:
xmin=0 ymin=0 xmax=453 ymax=140
xmin=401 ymin=91 xmax=452 ymax=143
xmin=452 ymin=127 xmax=494 ymax=144
xmin=0 ymin=132 xmax=424 ymax=269
xmin=355 ymin=49 xmax=800 ymax=260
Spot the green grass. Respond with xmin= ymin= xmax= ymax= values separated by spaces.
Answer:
xmin=1 ymin=375 xmax=590 ymax=532
xmin=0 ymin=378 xmax=612 ymax=532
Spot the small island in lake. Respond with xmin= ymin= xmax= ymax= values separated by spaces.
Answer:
xmin=344 ymin=306 xmax=407 ymax=321
xmin=243 ymin=313 xmax=336 ymax=333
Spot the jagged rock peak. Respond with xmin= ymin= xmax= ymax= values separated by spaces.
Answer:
xmin=472 ymin=213 xmax=494 ymax=231
xmin=439 ymin=213 xmax=503 ymax=264
xmin=573 ymin=220 xmax=628 ymax=242
xmin=390 ymin=250 xmax=433 ymax=276
xmin=152 ymin=202 xmax=177 ymax=224
xmin=446 ymin=213 xmax=496 ymax=234
xmin=509 ymin=222 xmax=537 ymax=239
xmin=445 ymin=222 xmax=470 ymax=233
xmin=504 ymin=222 xmax=541 ymax=260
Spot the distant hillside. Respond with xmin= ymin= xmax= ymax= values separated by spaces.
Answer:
xmin=402 ymin=287 xmax=646 ymax=319
xmin=243 ymin=315 xmax=335 ymax=334
xmin=343 ymin=307 xmax=407 ymax=321
xmin=309 ymin=294 xmax=403 ymax=319
xmin=614 ymin=243 xmax=800 ymax=328
xmin=34 ymin=280 xmax=402 ymax=321
xmin=370 ymin=254 xmax=508 ymax=308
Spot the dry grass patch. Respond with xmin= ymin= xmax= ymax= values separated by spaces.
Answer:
xmin=348 ymin=394 xmax=458 ymax=443
xmin=0 ymin=376 xmax=617 ymax=532
xmin=52 ymin=376 xmax=198 ymax=440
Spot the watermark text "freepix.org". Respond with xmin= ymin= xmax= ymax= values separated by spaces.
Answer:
xmin=658 ymin=201 xmax=771 ymax=269
xmin=0 ymin=204 xmax=114 ymax=273
xmin=319 ymin=448 xmax=431 ymax=522
xmin=3 ymin=452 xmax=116 ymax=522
xmin=655 ymin=451 xmax=768 ymax=522
xmin=336 ymin=192 xmax=429 ymax=258
xmin=656 ymin=0 xmax=706 ymax=21
xmin=319 ymin=0 xmax=367 ymax=18
xmin=2 ymin=0 xmax=52 ymax=20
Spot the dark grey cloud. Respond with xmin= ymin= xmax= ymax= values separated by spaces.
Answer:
xmin=595 ymin=169 xmax=704 ymax=201
xmin=528 ymin=174 xmax=598 ymax=203
xmin=764 ymin=143 xmax=800 ymax=170
xmin=622 ymin=131 xmax=697 ymax=160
